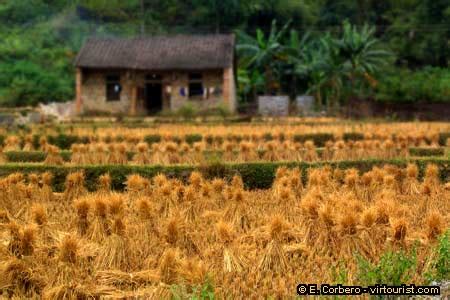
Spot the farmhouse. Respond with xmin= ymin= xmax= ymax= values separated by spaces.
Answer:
xmin=74 ymin=34 xmax=236 ymax=115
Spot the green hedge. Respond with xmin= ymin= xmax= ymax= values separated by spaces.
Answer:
xmin=0 ymin=158 xmax=447 ymax=192
xmin=4 ymin=147 xmax=445 ymax=163
xmin=409 ymin=147 xmax=444 ymax=157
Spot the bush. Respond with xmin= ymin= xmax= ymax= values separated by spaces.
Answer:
xmin=293 ymin=133 xmax=334 ymax=147
xmin=356 ymin=248 xmax=417 ymax=286
xmin=343 ymin=132 xmax=365 ymax=141
xmin=185 ymin=134 xmax=203 ymax=145
xmin=177 ymin=102 xmax=197 ymax=120
xmin=375 ymin=67 xmax=450 ymax=103
xmin=439 ymin=132 xmax=450 ymax=146
xmin=144 ymin=134 xmax=162 ymax=145
xmin=425 ymin=230 xmax=449 ymax=283
xmin=47 ymin=134 xmax=83 ymax=149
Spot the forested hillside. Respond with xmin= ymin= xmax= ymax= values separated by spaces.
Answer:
xmin=0 ymin=0 xmax=449 ymax=107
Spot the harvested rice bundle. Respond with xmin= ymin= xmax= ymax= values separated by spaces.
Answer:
xmin=70 ymin=144 xmax=81 ymax=164
xmin=403 ymin=163 xmax=421 ymax=195
xmin=78 ymin=144 xmax=92 ymax=165
xmin=97 ymin=173 xmax=111 ymax=194
xmin=262 ymin=141 xmax=280 ymax=161
xmin=73 ymin=197 xmax=90 ymax=236
xmin=7 ymin=223 xmax=36 ymax=257
xmin=126 ymin=174 xmax=149 ymax=199
xmin=107 ymin=144 xmax=118 ymax=164
xmin=63 ymin=171 xmax=87 ymax=201
xmin=4 ymin=136 xmax=20 ymax=152
xmin=27 ymin=173 xmax=41 ymax=201
xmin=158 ymin=248 xmax=180 ymax=291
xmin=354 ymin=141 xmax=365 ymax=159
xmin=39 ymin=136 xmax=49 ymax=152
xmin=165 ymin=142 xmax=181 ymax=164
xmin=258 ymin=216 xmax=289 ymax=275
xmin=322 ymin=141 xmax=334 ymax=161
xmin=389 ymin=218 xmax=409 ymax=246
xmin=164 ymin=213 xmax=199 ymax=255
xmin=191 ymin=142 xmax=205 ymax=164
xmin=423 ymin=164 xmax=440 ymax=193
xmin=95 ymin=217 xmax=130 ymax=271
xmin=333 ymin=140 xmax=347 ymax=161
xmin=0 ymin=258 xmax=44 ymax=296
xmin=22 ymin=135 xmax=34 ymax=151
xmin=216 ymin=221 xmax=246 ymax=273
xmin=44 ymin=145 xmax=64 ymax=166
xmin=382 ymin=139 xmax=396 ymax=159
xmin=93 ymin=143 xmax=108 ymax=164
xmin=41 ymin=172 xmax=54 ymax=201
xmin=87 ymin=195 xmax=109 ymax=242
xmin=116 ymin=143 xmax=128 ymax=165
xmin=133 ymin=142 xmax=151 ymax=165
xmin=0 ymin=146 xmax=6 ymax=163
xmin=211 ymin=178 xmax=226 ymax=205
xmin=237 ymin=141 xmax=258 ymax=162
xmin=424 ymin=210 xmax=445 ymax=241
xmin=336 ymin=210 xmax=374 ymax=260
xmin=222 ymin=141 xmax=235 ymax=162
xmin=303 ymin=140 xmax=318 ymax=162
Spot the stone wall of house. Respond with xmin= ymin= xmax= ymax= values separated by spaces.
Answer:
xmin=81 ymin=70 xmax=132 ymax=114
xmin=169 ymin=70 xmax=224 ymax=111
xmin=81 ymin=69 xmax=227 ymax=114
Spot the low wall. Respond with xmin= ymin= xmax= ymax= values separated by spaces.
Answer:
xmin=258 ymin=96 xmax=289 ymax=116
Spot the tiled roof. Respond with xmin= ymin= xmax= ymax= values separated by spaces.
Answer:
xmin=74 ymin=34 xmax=235 ymax=70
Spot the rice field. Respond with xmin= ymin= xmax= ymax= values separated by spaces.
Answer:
xmin=0 ymin=120 xmax=449 ymax=298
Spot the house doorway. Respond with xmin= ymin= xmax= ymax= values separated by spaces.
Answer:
xmin=145 ymin=74 xmax=163 ymax=114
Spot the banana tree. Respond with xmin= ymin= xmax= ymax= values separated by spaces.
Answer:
xmin=337 ymin=20 xmax=393 ymax=95
xmin=236 ymin=19 xmax=291 ymax=95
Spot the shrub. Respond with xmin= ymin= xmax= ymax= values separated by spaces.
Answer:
xmin=375 ymin=67 xmax=450 ymax=103
xmin=343 ymin=132 xmax=365 ymax=141
xmin=47 ymin=134 xmax=82 ymax=149
xmin=425 ymin=230 xmax=450 ymax=283
xmin=185 ymin=134 xmax=203 ymax=145
xmin=144 ymin=134 xmax=162 ymax=145
xmin=177 ymin=102 xmax=197 ymax=120
xmin=293 ymin=133 xmax=334 ymax=147
xmin=356 ymin=248 xmax=417 ymax=286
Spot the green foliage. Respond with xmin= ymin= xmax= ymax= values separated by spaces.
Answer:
xmin=47 ymin=134 xmax=87 ymax=149
xmin=425 ymin=230 xmax=450 ymax=283
xmin=356 ymin=247 xmax=417 ymax=286
xmin=185 ymin=134 xmax=203 ymax=145
xmin=375 ymin=67 xmax=450 ymax=103
xmin=1 ymin=0 xmax=448 ymax=107
xmin=177 ymin=102 xmax=198 ymax=120
xmin=170 ymin=276 xmax=215 ymax=300
xmin=439 ymin=133 xmax=450 ymax=146
xmin=293 ymin=133 xmax=334 ymax=147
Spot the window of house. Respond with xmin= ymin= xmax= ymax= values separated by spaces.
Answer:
xmin=106 ymin=74 xmax=121 ymax=101
xmin=188 ymin=73 xmax=203 ymax=98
